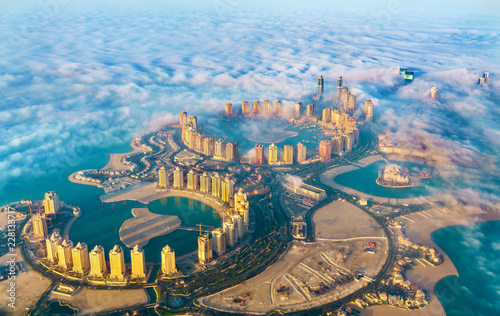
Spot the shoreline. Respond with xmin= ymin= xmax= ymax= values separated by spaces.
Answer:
xmin=361 ymin=208 xmax=500 ymax=316
xmin=101 ymin=139 xmax=144 ymax=171
xmin=320 ymin=154 xmax=437 ymax=205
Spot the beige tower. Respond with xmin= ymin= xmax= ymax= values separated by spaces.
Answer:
xmin=32 ymin=213 xmax=48 ymax=239
xmin=187 ymin=169 xmax=199 ymax=191
xmin=215 ymin=138 xmax=226 ymax=159
xmin=211 ymin=228 xmax=226 ymax=255
xmin=200 ymin=172 xmax=211 ymax=194
xmin=198 ymin=234 xmax=212 ymax=265
xmin=241 ymin=101 xmax=249 ymax=115
xmin=319 ymin=140 xmax=332 ymax=162
xmin=221 ymin=177 xmax=234 ymax=203
xmin=72 ymin=242 xmax=90 ymax=275
xmin=187 ymin=115 xmax=197 ymax=129
xmin=158 ymin=166 xmax=168 ymax=188
xmin=283 ymin=145 xmax=294 ymax=164
xmin=211 ymin=172 xmax=222 ymax=198
xmin=294 ymin=102 xmax=303 ymax=117
xmin=203 ymin=137 xmax=215 ymax=156
xmin=306 ymin=104 xmax=315 ymax=117
xmin=296 ymin=142 xmax=307 ymax=164
xmin=43 ymin=191 xmax=60 ymax=215
xmin=46 ymin=230 xmax=62 ymax=263
xmin=223 ymin=220 xmax=236 ymax=248
xmin=322 ymin=108 xmax=332 ymax=122
xmin=430 ymin=86 xmax=438 ymax=99
xmin=332 ymin=136 xmax=344 ymax=154
xmin=225 ymin=102 xmax=233 ymax=116
xmin=268 ymin=143 xmax=278 ymax=164
xmin=57 ymin=239 xmax=74 ymax=270
xmin=234 ymin=188 xmax=249 ymax=230
xmin=109 ymin=245 xmax=126 ymax=280
xmin=364 ymin=99 xmax=374 ymax=122
xmin=173 ymin=167 xmax=184 ymax=189
xmin=226 ymin=142 xmax=238 ymax=161
xmin=161 ymin=245 xmax=176 ymax=275
xmin=274 ymin=100 xmax=282 ymax=114
xmin=131 ymin=245 xmax=146 ymax=279
xmin=89 ymin=245 xmax=107 ymax=278
xmin=263 ymin=100 xmax=271 ymax=112
xmin=179 ymin=112 xmax=187 ymax=126
xmin=252 ymin=100 xmax=260 ymax=114
xmin=232 ymin=214 xmax=244 ymax=240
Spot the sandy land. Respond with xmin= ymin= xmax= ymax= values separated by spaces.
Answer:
xmin=0 ymin=212 xmax=8 ymax=226
xmin=0 ymin=249 xmax=52 ymax=316
xmin=101 ymin=139 xmax=144 ymax=171
xmin=67 ymin=169 xmax=103 ymax=187
xmin=313 ymin=200 xmax=386 ymax=240
xmin=119 ymin=208 xmax=181 ymax=247
xmin=49 ymin=287 xmax=148 ymax=315
xmin=360 ymin=207 xmax=500 ymax=316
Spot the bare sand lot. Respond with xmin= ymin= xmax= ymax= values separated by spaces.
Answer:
xmin=0 ymin=249 xmax=51 ymax=316
xmin=49 ymin=288 xmax=148 ymax=315
xmin=198 ymin=238 xmax=388 ymax=315
xmin=313 ymin=200 xmax=385 ymax=240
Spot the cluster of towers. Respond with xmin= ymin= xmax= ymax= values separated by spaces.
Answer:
xmin=225 ymin=100 xmax=282 ymax=117
xmin=252 ymin=142 xmax=307 ymax=165
xmin=158 ymin=166 xmax=239 ymax=205
xmin=335 ymin=76 xmax=357 ymax=113
xmin=181 ymin=112 xmax=238 ymax=161
xmin=197 ymin=188 xmax=250 ymax=265
xmin=478 ymin=72 xmax=489 ymax=85
xmin=44 ymin=229 xmax=177 ymax=280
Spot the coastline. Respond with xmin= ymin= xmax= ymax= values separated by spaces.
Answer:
xmin=320 ymin=154 xmax=437 ymax=205
xmin=361 ymin=207 xmax=500 ymax=316
xmin=101 ymin=139 xmax=144 ymax=171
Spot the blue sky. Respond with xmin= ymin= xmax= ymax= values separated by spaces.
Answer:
xmin=0 ymin=0 xmax=499 ymax=206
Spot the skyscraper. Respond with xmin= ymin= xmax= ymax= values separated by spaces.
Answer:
xmin=252 ymin=100 xmax=260 ymax=114
xmin=226 ymin=141 xmax=238 ymax=161
xmin=274 ymin=100 xmax=281 ymax=114
xmin=57 ymin=239 xmax=74 ymax=270
xmin=211 ymin=228 xmax=226 ymax=255
xmin=221 ymin=177 xmax=234 ymax=203
xmin=200 ymin=171 xmax=211 ymax=194
xmin=158 ymin=166 xmax=168 ymax=188
xmin=109 ymin=245 xmax=126 ymax=280
xmin=46 ymin=230 xmax=62 ymax=263
xmin=283 ymin=145 xmax=294 ymax=164
xmin=43 ymin=191 xmax=60 ymax=215
xmin=322 ymin=108 xmax=332 ymax=122
xmin=263 ymin=100 xmax=271 ymax=112
xmin=211 ymin=172 xmax=222 ymax=198
xmin=234 ymin=188 xmax=249 ymax=229
xmin=254 ymin=144 xmax=265 ymax=165
xmin=296 ymin=142 xmax=307 ymax=164
xmin=89 ymin=245 xmax=107 ymax=278
xmin=215 ymin=138 xmax=226 ymax=159
xmin=223 ymin=220 xmax=237 ymax=248
xmin=341 ymin=86 xmax=349 ymax=111
xmin=268 ymin=143 xmax=278 ymax=164
xmin=203 ymin=137 xmax=215 ymax=156
xmin=131 ymin=245 xmax=146 ymax=279
xmin=32 ymin=213 xmax=48 ymax=239
xmin=241 ymin=101 xmax=249 ymax=115
xmin=72 ymin=242 xmax=90 ymax=275
xmin=336 ymin=76 xmax=343 ymax=104
xmin=294 ymin=102 xmax=303 ymax=117
xmin=179 ymin=112 xmax=187 ymax=126
xmin=430 ymin=86 xmax=438 ymax=99
xmin=306 ymin=104 xmax=315 ymax=117
xmin=161 ymin=245 xmax=176 ymax=275
xmin=364 ymin=99 xmax=374 ymax=122
xmin=198 ymin=234 xmax=212 ymax=265
xmin=187 ymin=115 xmax=197 ymax=129
xmin=331 ymin=136 xmax=344 ymax=154
xmin=317 ymin=75 xmax=324 ymax=97
xmin=196 ymin=133 xmax=205 ymax=152
xmin=232 ymin=214 xmax=244 ymax=240
xmin=347 ymin=93 xmax=356 ymax=113
xmin=225 ymin=102 xmax=233 ymax=116
xmin=173 ymin=167 xmax=184 ymax=189
xmin=319 ymin=140 xmax=332 ymax=162
xmin=187 ymin=169 xmax=199 ymax=191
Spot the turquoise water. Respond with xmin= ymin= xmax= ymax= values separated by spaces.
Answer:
xmin=204 ymin=117 xmax=329 ymax=154
xmin=433 ymin=220 xmax=500 ymax=316
xmin=333 ymin=160 xmax=436 ymax=199
xmin=69 ymin=196 xmax=222 ymax=262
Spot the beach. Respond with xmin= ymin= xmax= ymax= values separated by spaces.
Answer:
xmin=361 ymin=207 xmax=500 ymax=316
xmin=101 ymin=139 xmax=145 ymax=171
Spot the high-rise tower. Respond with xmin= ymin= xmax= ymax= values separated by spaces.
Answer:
xmin=131 ymin=245 xmax=146 ymax=279
xmin=32 ymin=214 xmax=48 ymax=239
xmin=89 ymin=245 xmax=107 ymax=278
xmin=72 ymin=242 xmax=90 ymax=275
xmin=268 ymin=143 xmax=278 ymax=164
xmin=109 ymin=245 xmax=126 ymax=280
xmin=161 ymin=245 xmax=176 ymax=275
xmin=317 ymin=75 xmax=324 ymax=97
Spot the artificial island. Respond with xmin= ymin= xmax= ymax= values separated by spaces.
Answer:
xmin=1 ymin=69 xmax=497 ymax=316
